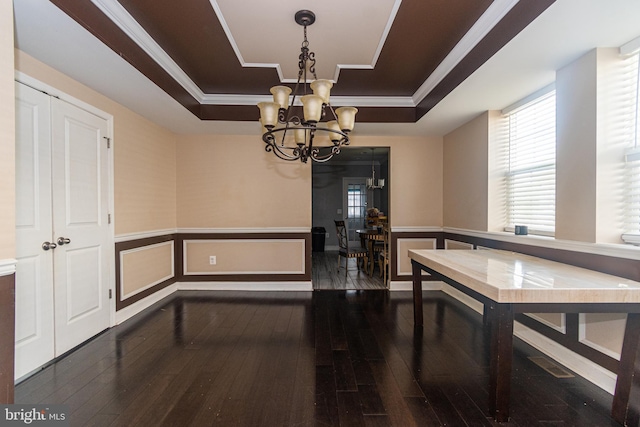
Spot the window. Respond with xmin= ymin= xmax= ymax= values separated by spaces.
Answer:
xmin=346 ymin=182 xmax=367 ymax=240
xmin=622 ymin=50 xmax=640 ymax=243
xmin=503 ymin=89 xmax=556 ymax=235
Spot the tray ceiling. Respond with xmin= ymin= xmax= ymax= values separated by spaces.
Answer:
xmin=49 ymin=0 xmax=554 ymax=123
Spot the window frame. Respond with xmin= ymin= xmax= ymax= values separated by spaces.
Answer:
xmin=501 ymin=85 xmax=557 ymax=237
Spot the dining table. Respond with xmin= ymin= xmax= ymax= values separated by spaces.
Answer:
xmin=355 ymin=228 xmax=384 ymax=276
xmin=409 ymin=248 xmax=640 ymax=425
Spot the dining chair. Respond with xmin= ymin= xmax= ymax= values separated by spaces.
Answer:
xmin=377 ymin=223 xmax=390 ymax=287
xmin=334 ymin=220 xmax=369 ymax=275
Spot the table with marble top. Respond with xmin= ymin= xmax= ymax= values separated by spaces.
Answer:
xmin=409 ymin=248 xmax=640 ymax=425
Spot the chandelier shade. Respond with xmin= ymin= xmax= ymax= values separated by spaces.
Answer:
xmin=258 ymin=10 xmax=358 ymax=163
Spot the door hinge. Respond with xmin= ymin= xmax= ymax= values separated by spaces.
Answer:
xmin=108 ymin=213 xmax=111 ymax=224
xmin=103 ymin=136 xmax=111 ymax=148
xmin=109 ymin=289 xmax=113 ymax=299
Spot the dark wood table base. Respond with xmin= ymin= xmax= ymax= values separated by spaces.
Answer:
xmin=411 ymin=260 xmax=640 ymax=426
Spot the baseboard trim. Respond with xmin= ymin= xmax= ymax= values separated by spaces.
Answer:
xmin=389 ymin=280 xmax=443 ymax=291
xmin=177 ymin=281 xmax=313 ymax=292
xmin=115 ymin=283 xmax=178 ymax=324
xmin=513 ymin=322 xmax=617 ymax=394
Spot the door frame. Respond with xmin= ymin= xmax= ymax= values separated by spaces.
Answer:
xmin=16 ymin=71 xmax=117 ymax=328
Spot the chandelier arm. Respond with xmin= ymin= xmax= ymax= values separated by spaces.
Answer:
xmin=263 ymin=132 xmax=301 ymax=161
xmin=268 ymin=143 xmax=303 ymax=162
xmin=309 ymin=144 xmax=343 ymax=162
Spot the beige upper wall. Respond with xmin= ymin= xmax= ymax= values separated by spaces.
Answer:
xmin=349 ymin=135 xmax=443 ymax=228
xmin=556 ymin=48 xmax=627 ymax=244
xmin=556 ymin=49 xmax=598 ymax=242
xmin=177 ymin=134 xmax=443 ymax=229
xmin=14 ymin=51 xmax=177 ymax=236
xmin=177 ymin=134 xmax=312 ymax=229
xmin=442 ymin=112 xmax=489 ymax=231
xmin=0 ymin=1 xmax=15 ymax=260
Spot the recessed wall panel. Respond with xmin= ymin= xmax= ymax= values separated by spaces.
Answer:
xmin=397 ymin=238 xmax=436 ymax=276
xmin=580 ymin=313 xmax=626 ymax=359
xmin=120 ymin=241 xmax=174 ymax=299
xmin=184 ymin=239 xmax=305 ymax=275
xmin=445 ymin=239 xmax=474 ymax=249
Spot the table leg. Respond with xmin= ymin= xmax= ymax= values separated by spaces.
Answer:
xmin=411 ymin=261 xmax=423 ymax=327
xmin=488 ymin=302 xmax=514 ymax=422
xmin=612 ymin=313 xmax=640 ymax=425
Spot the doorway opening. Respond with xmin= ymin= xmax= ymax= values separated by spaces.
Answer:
xmin=311 ymin=147 xmax=389 ymax=290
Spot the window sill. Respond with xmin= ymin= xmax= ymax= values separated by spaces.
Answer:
xmin=503 ymin=226 xmax=555 ymax=238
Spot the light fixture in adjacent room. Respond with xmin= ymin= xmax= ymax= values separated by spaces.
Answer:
xmin=367 ymin=148 xmax=385 ymax=189
xmin=257 ymin=10 xmax=358 ymax=163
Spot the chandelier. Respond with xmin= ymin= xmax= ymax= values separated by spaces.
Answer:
xmin=367 ymin=148 xmax=385 ymax=189
xmin=257 ymin=10 xmax=358 ymax=163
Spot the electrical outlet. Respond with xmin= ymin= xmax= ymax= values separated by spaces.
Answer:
xmin=209 ymin=255 xmax=217 ymax=265
xmin=337 ymin=209 xmax=342 ymax=214
xmin=325 ymin=232 xmax=329 ymax=238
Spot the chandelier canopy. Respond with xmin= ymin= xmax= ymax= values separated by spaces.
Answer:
xmin=258 ymin=10 xmax=358 ymax=163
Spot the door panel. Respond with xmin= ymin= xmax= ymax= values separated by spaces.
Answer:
xmin=66 ymin=120 xmax=101 ymax=224
xmin=64 ymin=246 xmax=102 ymax=322
xmin=14 ymin=83 xmax=55 ymax=379
xmin=52 ymin=98 xmax=110 ymax=356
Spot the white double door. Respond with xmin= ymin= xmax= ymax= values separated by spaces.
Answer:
xmin=14 ymin=83 xmax=111 ymax=379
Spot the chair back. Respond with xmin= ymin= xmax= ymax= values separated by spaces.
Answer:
xmin=382 ymin=223 xmax=390 ymax=252
xmin=334 ymin=220 xmax=348 ymax=252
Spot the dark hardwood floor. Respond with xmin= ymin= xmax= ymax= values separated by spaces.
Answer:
xmin=313 ymin=250 xmax=387 ymax=290
xmin=15 ymin=289 xmax=621 ymax=426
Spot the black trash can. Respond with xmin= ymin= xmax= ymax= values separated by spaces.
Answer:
xmin=311 ymin=227 xmax=326 ymax=252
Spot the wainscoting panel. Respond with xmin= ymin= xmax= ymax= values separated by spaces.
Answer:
xmin=444 ymin=239 xmax=474 ymax=249
xmin=177 ymin=233 xmax=311 ymax=282
xmin=120 ymin=241 xmax=174 ymax=299
xmin=183 ymin=239 xmax=305 ymax=275
xmin=0 ymin=272 xmax=15 ymax=403
xmin=579 ymin=313 xmax=626 ymax=360
xmin=526 ymin=312 xmax=566 ymax=334
xmin=395 ymin=236 xmax=439 ymax=278
xmin=115 ymin=234 xmax=177 ymax=310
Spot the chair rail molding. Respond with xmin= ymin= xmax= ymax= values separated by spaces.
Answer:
xmin=0 ymin=259 xmax=17 ymax=277
xmin=177 ymin=227 xmax=311 ymax=234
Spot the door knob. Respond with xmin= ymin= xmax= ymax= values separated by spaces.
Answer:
xmin=42 ymin=241 xmax=57 ymax=251
xmin=57 ymin=237 xmax=71 ymax=246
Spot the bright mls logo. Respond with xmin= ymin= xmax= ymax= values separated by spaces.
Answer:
xmin=0 ymin=405 xmax=69 ymax=426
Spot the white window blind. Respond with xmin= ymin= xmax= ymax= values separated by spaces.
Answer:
xmin=622 ymin=51 xmax=640 ymax=242
xmin=504 ymin=90 xmax=556 ymax=234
